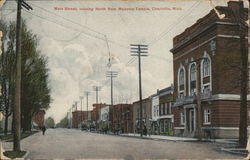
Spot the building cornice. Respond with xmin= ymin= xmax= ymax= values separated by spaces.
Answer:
xmin=170 ymin=21 xmax=240 ymax=54
xmin=173 ymin=34 xmax=247 ymax=61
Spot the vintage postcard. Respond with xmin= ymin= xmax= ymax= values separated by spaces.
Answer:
xmin=0 ymin=0 xmax=249 ymax=159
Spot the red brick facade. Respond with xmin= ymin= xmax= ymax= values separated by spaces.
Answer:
xmin=91 ymin=103 xmax=107 ymax=122
xmin=110 ymin=104 xmax=133 ymax=133
xmin=170 ymin=1 xmax=249 ymax=138
xmin=72 ymin=111 xmax=88 ymax=128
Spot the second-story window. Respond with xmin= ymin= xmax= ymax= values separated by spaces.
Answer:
xmin=169 ymin=102 xmax=172 ymax=114
xmin=179 ymin=68 xmax=185 ymax=85
xmin=178 ymin=65 xmax=185 ymax=98
xmin=180 ymin=112 xmax=185 ymax=125
xmin=190 ymin=63 xmax=196 ymax=81
xmin=189 ymin=63 xmax=196 ymax=96
xmin=160 ymin=104 xmax=164 ymax=115
xmin=202 ymin=58 xmax=210 ymax=77
xmin=165 ymin=103 xmax=168 ymax=115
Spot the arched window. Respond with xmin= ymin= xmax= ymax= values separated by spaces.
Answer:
xmin=190 ymin=63 xmax=196 ymax=81
xmin=189 ymin=63 xmax=196 ymax=96
xmin=179 ymin=68 xmax=184 ymax=85
xmin=202 ymin=58 xmax=210 ymax=77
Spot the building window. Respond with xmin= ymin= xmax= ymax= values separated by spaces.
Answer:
xmin=204 ymin=109 xmax=211 ymax=124
xmin=160 ymin=104 xmax=164 ymax=115
xmin=202 ymin=58 xmax=210 ymax=77
xmin=190 ymin=63 xmax=196 ymax=81
xmin=179 ymin=68 xmax=185 ymax=85
xmin=180 ymin=112 xmax=185 ymax=125
xmin=165 ymin=103 xmax=168 ymax=115
xmin=157 ymin=105 xmax=159 ymax=116
xmin=169 ymin=102 xmax=172 ymax=114
xmin=190 ymin=88 xmax=196 ymax=96
xmin=202 ymin=84 xmax=210 ymax=94
xmin=179 ymin=91 xmax=184 ymax=99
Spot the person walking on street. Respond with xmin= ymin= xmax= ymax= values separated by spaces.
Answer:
xmin=42 ymin=126 xmax=46 ymax=135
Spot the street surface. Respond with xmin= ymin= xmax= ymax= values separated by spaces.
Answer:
xmin=3 ymin=128 xmax=243 ymax=159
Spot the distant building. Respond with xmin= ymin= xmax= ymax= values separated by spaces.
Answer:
xmin=151 ymin=93 xmax=160 ymax=134
xmin=72 ymin=110 xmax=88 ymax=128
xmin=110 ymin=104 xmax=133 ymax=133
xmin=170 ymin=1 xmax=249 ymax=138
xmin=91 ymin=103 xmax=107 ymax=123
xmin=158 ymin=86 xmax=174 ymax=135
xmin=32 ymin=110 xmax=46 ymax=129
xmin=133 ymin=98 xmax=151 ymax=134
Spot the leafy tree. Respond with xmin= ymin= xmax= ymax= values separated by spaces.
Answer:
xmin=45 ymin=117 xmax=55 ymax=128
xmin=0 ymin=21 xmax=16 ymax=135
xmin=56 ymin=116 xmax=69 ymax=128
xmin=0 ymin=20 xmax=51 ymax=132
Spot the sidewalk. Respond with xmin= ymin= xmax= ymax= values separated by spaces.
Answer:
xmin=118 ymin=133 xmax=238 ymax=143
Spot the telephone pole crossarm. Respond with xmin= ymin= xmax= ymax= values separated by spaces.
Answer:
xmin=130 ymin=44 xmax=148 ymax=137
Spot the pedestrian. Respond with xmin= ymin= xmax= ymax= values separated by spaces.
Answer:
xmin=42 ymin=125 xmax=46 ymax=135
xmin=143 ymin=125 xmax=147 ymax=136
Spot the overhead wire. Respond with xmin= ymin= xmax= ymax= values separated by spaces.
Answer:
xmin=148 ymin=1 xmax=202 ymax=46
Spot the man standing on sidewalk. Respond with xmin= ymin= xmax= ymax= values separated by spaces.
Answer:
xmin=42 ymin=126 xmax=46 ymax=135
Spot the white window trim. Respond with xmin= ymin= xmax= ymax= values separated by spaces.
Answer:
xmin=202 ymin=83 xmax=211 ymax=94
xmin=204 ymin=109 xmax=211 ymax=125
xmin=180 ymin=112 xmax=185 ymax=125
xmin=201 ymin=52 xmax=212 ymax=93
xmin=169 ymin=102 xmax=172 ymax=114
xmin=188 ymin=61 xmax=196 ymax=96
xmin=178 ymin=64 xmax=186 ymax=98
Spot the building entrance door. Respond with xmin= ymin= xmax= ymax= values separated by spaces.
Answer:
xmin=189 ymin=109 xmax=195 ymax=133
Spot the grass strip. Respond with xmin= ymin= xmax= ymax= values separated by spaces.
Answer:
xmin=3 ymin=151 xmax=26 ymax=159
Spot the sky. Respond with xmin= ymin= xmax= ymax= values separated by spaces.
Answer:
xmin=1 ymin=0 xmax=248 ymax=123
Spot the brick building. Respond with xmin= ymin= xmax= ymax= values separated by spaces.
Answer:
xmin=32 ymin=110 xmax=45 ymax=129
xmin=91 ymin=103 xmax=107 ymax=123
xmin=170 ymin=1 xmax=248 ymax=138
xmin=110 ymin=104 xmax=133 ymax=133
xmin=133 ymin=98 xmax=151 ymax=134
xmin=158 ymin=86 xmax=174 ymax=135
xmin=72 ymin=110 xmax=88 ymax=128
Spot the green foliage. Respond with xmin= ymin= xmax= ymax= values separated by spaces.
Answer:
xmin=45 ymin=117 xmax=55 ymax=128
xmin=56 ymin=116 xmax=69 ymax=128
xmin=0 ymin=20 xmax=16 ymax=134
xmin=0 ymin=19 xmax=51 ymax=131
xmin=4 ymin=151 xmax=26 ymax=159
xmin=0 ymin=131 xmax=38 ymax=142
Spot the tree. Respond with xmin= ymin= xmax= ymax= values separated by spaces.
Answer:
xmin=0 ymin=20 xmax=51 ymax=132
xmin=45 ymin=117 xmax=55 ymax=128
xmin=56 ymin=116 xmax=69 ymax=128
xmin=0 ymin=21 xmax=16 ymax=135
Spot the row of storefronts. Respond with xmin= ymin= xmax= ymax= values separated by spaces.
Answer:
xmin=71 ymin=1 xmax=249 ymax=139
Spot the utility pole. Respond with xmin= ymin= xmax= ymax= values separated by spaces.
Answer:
xmin=85 ymin=91 xmax=90 ymax=121
xmin=80 ymin=96 xmax=83 ymax=128
xmin=74 ymin=101 xmax=78 ymax=111
xmin=106 ymin=71 xmax=118 ymax=106
xmin=238 ymin=0 xmax=248 ymax=148
xmin=93 ymin=86 xmax=101 ymax=104
xmin=13 ymin=0 xmax=32 ymax=152
xmin=130 ymin=44 xmax=148 ymax=137
xmin=72 ymin=104 xmax=75 ymax=128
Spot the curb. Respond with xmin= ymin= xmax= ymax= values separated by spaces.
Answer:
xmin=221 ymin=147 xmax=248 ymax=156
xmin=83 ymin=130 xmax=237 ymax=143
xmin=22 ymin=150 xmax=30 ymax=159
xmin=92 ymin=132 xmax=198 ymax=142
